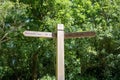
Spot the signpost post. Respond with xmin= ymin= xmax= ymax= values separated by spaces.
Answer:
xmin=23 ymin=24 xmax=96 ymax=80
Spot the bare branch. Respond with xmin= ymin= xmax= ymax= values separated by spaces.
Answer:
xmin=0 ymin=33 xmax=8 ymax=41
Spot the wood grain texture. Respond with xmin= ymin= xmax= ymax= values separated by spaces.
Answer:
xmin=53 ymin=31 xmax=96 ymax=39
xmin=56 ymin=24 xmax=65 ymax=80
xmin=23 ymin=31 xmax=95 ymax=39
xmin=23 ymin=31 xmax=53 ymax=38
xmin=64 ymin=31 xmax=96 ymax=38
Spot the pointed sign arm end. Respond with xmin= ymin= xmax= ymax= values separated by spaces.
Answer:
xmin=23 ymin=31 xmax=27 ymax=36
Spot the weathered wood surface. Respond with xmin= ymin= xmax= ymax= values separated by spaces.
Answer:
xmin=23 ymin=31 xmax=95 ymax=39
xmin=56 ymin=24 xmax=64 ymax=80
xmin=23 ymin=31 xmax=53 ymax=38
xmin=64 ymin=31 xmax=96 ymax=38
xmin=53 ymin=31 xmax=95 ymax=39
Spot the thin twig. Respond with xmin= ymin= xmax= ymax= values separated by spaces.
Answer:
xmin=0 ymin=33 xmax=8 ymax=41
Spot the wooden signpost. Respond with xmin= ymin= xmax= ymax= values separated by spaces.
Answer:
xmin=23 ymin=24 xmax=95 ymax=80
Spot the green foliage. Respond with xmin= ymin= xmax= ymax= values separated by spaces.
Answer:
xmin=40 ymin=74 xmax=55 ymax=80
xmin=0 ymin=0 xmax=120 ymax=80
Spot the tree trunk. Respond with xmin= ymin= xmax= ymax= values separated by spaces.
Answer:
xmin=31 ymin=53 xmax=38 ymax=80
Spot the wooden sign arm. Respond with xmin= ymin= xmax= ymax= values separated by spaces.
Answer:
xmin=23 ymin=31 xmax=53 ymax=38
xmin=53 ymin=31 xmax=96 ymax=39
xmin=64 ymin=31 xmax=96 ymax=39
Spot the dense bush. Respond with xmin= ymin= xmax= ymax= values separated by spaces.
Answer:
xmin=0 ymin=0 xmax=120 ymax=80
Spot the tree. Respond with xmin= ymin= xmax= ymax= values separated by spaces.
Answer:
xmin=0 ymin=0 xmax=120 ymax=80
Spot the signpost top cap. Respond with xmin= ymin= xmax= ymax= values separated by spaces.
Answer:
xmin=57 ymin=24 xmax=64 ymax=30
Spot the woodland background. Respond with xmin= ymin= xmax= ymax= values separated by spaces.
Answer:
xmin=0 ymin=0 xmax=120 ymax=80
